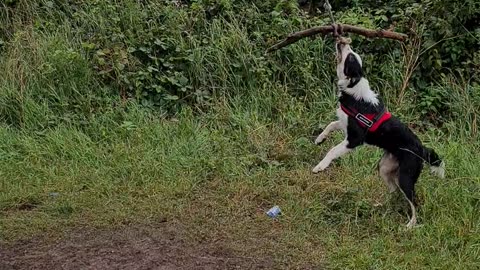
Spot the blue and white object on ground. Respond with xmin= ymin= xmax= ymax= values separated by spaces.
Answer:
xmin=266 ymin=205 xmax=281 ymax=218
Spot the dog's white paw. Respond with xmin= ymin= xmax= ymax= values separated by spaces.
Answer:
xmin=314 ymin=134 xmax=326 ymax=145
xmin=406 ymin=221 xmax=415 ymax=229
xmin=312 ymin=161 xmax=329 ymax=173
xmin=406 ymin=215 xmax=417 ymax=229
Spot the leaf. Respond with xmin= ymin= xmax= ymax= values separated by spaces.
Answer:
xmin=178 ymin=75 xmax=188 ymax=86
xmin=152 ymin=85 xmax=164 ymax=93
xmin=154 ymin=38 xmax=167 ymax=49
xmin=147 ymin=66 xmax=159 ymax=72
xmin=270 ymin=11 xmax=281 ymax=17
xmin=164 ymin=95 xmax=179 ymax=101
xmin=167 ymin=76 xmax=179 ymax=85
xmin=81 ymin=42 xmax=96 ymax=50
xmin=96 ymin=50 xmax=106 ymax=56
xmin=139 ymin=47 xmax=150 ymax=53
xmin=97 ymin=58 xmax=106 ymax=65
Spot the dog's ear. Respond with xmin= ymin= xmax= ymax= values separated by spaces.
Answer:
xmin=343 ymin=53 xmax=363 ymax=79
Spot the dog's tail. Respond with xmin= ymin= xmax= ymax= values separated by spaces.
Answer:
xmin=422 ymin=147 xmax=445 ymax=178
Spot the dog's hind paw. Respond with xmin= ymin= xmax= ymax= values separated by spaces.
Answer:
xmin=406 ymin=216 xmax=417 ymax=229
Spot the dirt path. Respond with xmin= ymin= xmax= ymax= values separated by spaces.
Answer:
xmin=0 ymin=222 xmax=274 ymax=270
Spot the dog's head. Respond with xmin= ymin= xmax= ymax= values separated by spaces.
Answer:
xmin=336 ymin=41 xmax=363 ymax=87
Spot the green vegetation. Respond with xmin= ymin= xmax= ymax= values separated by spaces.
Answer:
xmin=1 ymin=0 xmax=479 ymax=268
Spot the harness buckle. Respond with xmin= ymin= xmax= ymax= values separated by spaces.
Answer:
xmin=355 ymin=113 xmax=373 ymax=127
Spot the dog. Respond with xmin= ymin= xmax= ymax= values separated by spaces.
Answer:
xmin=312 ymin=38 xmax=445 ymax=228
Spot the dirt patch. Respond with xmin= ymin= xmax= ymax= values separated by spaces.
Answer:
xmin=0 ymin=222 xmax=274 ymax=270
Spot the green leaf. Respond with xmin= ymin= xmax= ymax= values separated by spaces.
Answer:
xmin=164 ymin=95 xmax=179 ymax=101
xmin=178 ymin=75 xmax=188 ymax=86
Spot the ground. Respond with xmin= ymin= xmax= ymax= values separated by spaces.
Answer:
xmin=0 ymin=222 xmax=279 ymax=270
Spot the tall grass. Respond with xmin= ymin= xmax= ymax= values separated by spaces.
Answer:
xmin=0 ymin=1 xmax=479 ymax=268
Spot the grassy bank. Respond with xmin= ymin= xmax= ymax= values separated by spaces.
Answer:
xmin=1 ymin=99 xmax=479 ymax=268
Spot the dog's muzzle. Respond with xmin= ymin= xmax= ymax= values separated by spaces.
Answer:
xmin=335 ymin=37 xmax=351 ymax=63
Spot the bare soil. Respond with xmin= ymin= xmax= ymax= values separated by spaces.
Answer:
xmin=0 ymin=222 xmax=275 ymax=270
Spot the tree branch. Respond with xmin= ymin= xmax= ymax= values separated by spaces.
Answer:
xmin=266 ymin=24 xmax=408 ymax=53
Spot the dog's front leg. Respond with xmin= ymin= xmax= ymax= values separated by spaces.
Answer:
xmin=315 ymin=120 xmax=341 ymax=145
xmin=312 ymin=139 xmax=352 ymax=173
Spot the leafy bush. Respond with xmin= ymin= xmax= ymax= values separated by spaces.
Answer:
xmin=0 ymin=0 xmax=478 ymax=128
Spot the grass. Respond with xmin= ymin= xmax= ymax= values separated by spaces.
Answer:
xmin=1 ymin=99 xmax=479 ymax=268
xmin=1 ymin=1 xmax=479 ymax=268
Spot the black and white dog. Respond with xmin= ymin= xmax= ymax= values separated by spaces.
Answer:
xmin=313 ymin=38 xmax=445 ymax=228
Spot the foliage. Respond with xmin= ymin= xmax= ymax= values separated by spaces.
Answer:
xmin=0 ymin=0 xmax=479 ymax=125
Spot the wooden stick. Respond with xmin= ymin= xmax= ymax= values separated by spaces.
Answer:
xmin=266 ymin=24 xmax=408 ymax=53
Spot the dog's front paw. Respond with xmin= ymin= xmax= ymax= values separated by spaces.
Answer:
xmin=315 ymin=129 xmax=328 ymax=145
xmin=312 ymin=161 xmax=329 ymax=173
xmin=314 ymin=135 xmax=326 ymax=145
xmin=312 ymin=128 xmax=324 ymax=144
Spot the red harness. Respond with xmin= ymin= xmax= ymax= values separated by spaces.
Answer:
xmin=340 ymin=104 xmax=391 ymax=132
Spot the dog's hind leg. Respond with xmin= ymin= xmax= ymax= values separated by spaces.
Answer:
xmin=397 ymin=157 xmax=423 ymax=229
xmin=378 ymin=151 xmax=399 ymax=193
xmin=315 ymin=121 xmax=341 ymax=145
